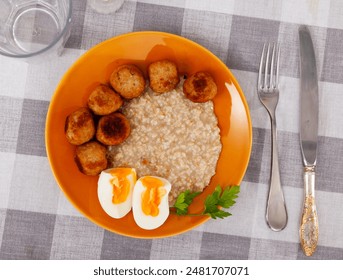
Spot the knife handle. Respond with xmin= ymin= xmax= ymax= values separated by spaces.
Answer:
xmin=300 ymin=166 xmax=319 ymax=256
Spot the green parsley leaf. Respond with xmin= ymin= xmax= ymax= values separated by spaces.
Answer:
xmin=209 ymin=209 xmax=232 ymax=219
xmin=203 ymin=185 xmax=240 ymax=219
xmin=173 ymin=190 xmax=201 ymax=215
xmin=173 ymin=193 xmax=188 ymax=215
xmin=218 ymin=185 xmax=240 ymax=208
xmin=184 ymin=190 xmax=201 ymax=205
xmin=171 ymin=185 xmax=240 ymax=219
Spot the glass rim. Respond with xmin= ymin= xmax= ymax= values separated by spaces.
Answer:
xmin=0 ymin=0 xmax=73 ymax=59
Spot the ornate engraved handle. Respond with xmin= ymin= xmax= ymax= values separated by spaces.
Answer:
xmin=300 ymin=166 xmax=319 ymax=256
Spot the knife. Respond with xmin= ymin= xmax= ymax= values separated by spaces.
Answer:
xmin=299 ymin=25 xmax=319 ymax=257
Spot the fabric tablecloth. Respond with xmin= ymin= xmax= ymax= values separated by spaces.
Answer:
xmin=0 ymin=0 xmax=343 ymax=260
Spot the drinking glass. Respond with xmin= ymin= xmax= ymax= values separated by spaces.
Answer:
xmin=89 ymin=0 xmax=125 ymax=14
xmin=0 ymin=0 xmax=72 ymax=62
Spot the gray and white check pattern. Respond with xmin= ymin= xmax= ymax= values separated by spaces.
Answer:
xmin=1 ymin=0 xmax=343 ymax=260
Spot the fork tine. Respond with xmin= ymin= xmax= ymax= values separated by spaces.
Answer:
xmin=276 ymin=44 xmax=280 ymax=87
xmin=258 ymin=43 xmax=266 ymax=89
xmin=264 ymin=43 xmax=271 ymax=89
xmin=270 ymin=43 xmax=276 ymax=88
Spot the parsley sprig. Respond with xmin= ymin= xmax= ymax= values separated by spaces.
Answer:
xmin=173 ymin=190 xmax=201 ymax=215
xmin=171 ymin=185 xmax=240 ymax=219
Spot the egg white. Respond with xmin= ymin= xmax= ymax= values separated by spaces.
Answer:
xmin=97 ymin=168 xmax=136 ymax=219
xmin=132 ymin=176 xmax=171 ymax=230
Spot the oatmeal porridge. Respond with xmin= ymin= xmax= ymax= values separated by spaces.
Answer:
xmin=107 ymin=82 xmax=222 ymax=203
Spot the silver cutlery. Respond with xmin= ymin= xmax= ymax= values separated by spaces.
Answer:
xmin=257 ymin=43 xmax=288 ymax=231
xmin=299 ymin=25 xmax=319 ymax=257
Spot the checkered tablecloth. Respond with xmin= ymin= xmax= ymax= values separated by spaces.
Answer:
xmin=1 ymin=0 xmax=343 ymax=260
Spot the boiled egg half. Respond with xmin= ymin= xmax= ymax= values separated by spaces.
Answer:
xmin=132 ymin=176 xmax=171 ymax=230
xmin=97 ymin=167 xmax=136 ymax=219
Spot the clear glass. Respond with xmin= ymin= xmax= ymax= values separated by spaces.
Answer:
xmin=0 ymin=0 xmax=72 ymax=62
xmin=89 ymin=0 xmax=125 ymax=14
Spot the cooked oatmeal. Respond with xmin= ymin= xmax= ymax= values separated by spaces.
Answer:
xmin=107 ymin=82 xmax=222 ymax=203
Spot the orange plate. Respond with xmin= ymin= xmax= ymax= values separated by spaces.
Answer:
xmin=45 ymin=31 xmax=252 ymax=238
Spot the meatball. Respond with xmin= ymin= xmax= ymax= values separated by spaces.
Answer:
xmin=109 ymin=64 xmax=145 ymax=99
xmin=65 ymin=108 xmax=95 ymax=145
xmin=148 ymin=60 xmax=180 ymax=93
xmin=96 ymin=112 xmax=131 ymax=146
xmin=183 ymin=72 xmax=218 ymax=103
xmin=87 ymin=84 xmax=123 ymax=115
xmin=74 ymin=141 xmax=108 ymax=176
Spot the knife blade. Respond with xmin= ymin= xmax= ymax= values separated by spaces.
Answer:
xmin=299 ymin=25 xmax=319 ymax=257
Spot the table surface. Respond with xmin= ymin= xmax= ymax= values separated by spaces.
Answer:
xmin=1 ymin=0 xmax=343 ymax=260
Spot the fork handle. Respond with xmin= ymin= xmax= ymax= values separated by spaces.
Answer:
xmin=266 ymin=117 xmax=288 ymax=231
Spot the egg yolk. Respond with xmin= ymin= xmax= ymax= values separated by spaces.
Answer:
xmin=141 ymin=177 xmax=167 ymax=217
xmin=110 ymin=168 xmax=133 ymax=204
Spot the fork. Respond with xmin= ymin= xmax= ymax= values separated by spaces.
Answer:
xmin=257 ymin=43 xmax=288 ymax=231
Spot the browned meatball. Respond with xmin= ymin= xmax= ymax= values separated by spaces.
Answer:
xmin=74 ymin=141 xmax=108 ymax=176
xmin=87 ymin=85 xmax=123 ymax=115
xmin=183 ymin=72 xmax=218 ymax=103
xmin=109 ymin=64 xmax=146 ymax=99
xmin=148 ymin=60 xmax=180 ymax=93
xmin=65 ymin=108 xmax=95 ymax=145
xmin=96 ymin=112 xmax=131 ymax=146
